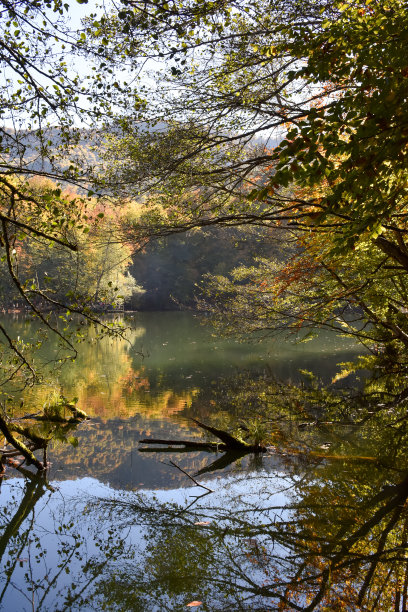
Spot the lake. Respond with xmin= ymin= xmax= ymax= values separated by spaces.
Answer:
xmin=1 ymin=312 xmax=407 ymax=610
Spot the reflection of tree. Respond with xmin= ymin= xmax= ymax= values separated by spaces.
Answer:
xmin=17 ymin=326 xmax=143 ymax=416
xmin=87 ymin=367 xmax=408 ymax=611
xmin=17 ymin=322 xmax=199 ymax=422
xmin=93 ymin=451 xmax=408 ymax=610
xmin=0 ymin=470 xmax=48 ymax=568
xmin=0 ymin=475 xmax=131 ymax=611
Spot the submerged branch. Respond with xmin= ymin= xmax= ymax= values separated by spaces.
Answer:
xmin=139 ymin=419 xmax=267 ymax=453
xmin=139 ymin=439 xmax=224 ymax=451
xmin=163 ymin=460 xmax=214 ymax=493
xmin=0 ymin=414 xmax=44 ymax=470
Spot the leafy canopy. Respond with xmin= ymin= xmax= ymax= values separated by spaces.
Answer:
xmin=100 ymin=0 xmax=408 ymax=351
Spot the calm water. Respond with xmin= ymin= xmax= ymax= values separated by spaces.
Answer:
xmin=1 ymin=313 xmax=407 ymax=610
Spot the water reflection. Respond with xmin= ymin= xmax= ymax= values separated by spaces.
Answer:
xmin=0 ymin=476 xmax=130 ymax=612
xmin=13 ymin=311 xmax=359 ymax=418
xmin=5 ymin=313 xmax=360 ymax=486
xmin=1 ymin=430 xmax=408 ymax=610
xmin=3 ymin=314 xmax=408 ymax=609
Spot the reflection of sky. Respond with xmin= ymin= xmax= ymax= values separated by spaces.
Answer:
xmin=0 ymin=470 xmax=295 ymax=611
xmin=139 ymin=470 xmax=293 ymax=510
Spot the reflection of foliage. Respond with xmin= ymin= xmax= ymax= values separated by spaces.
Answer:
xmin=15 ymin=318 xmax=200 ymax=422
xmin=94 ymin=439 xmax=408 ymax=610
xmin=1 ymin=394 xmax=87 ymax=471
xmin=16 ymin=323 xmax=143 ymax=417
xmin=0 ymin=475 xmax=130 ymax=611
xmin=3 ymin=362 xmax=408 ymax=609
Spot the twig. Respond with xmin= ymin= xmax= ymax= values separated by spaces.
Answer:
xmin=163 ymin=460 xmax=214 ymax=493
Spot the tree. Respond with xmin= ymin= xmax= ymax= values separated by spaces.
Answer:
xmin=128 ymin=225 xmax=280 ymax=310
xmin=9 ymin=179 xmax=144 ymax=310
xmin=0 ymin=0 xmax=148 ymax=467
xmin=101 ymin=0 xmax=408 ymax=352
xmin=0 ymin=0 xmax=145 ymax=386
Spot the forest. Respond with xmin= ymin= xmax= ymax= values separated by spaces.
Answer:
xmin=1 ymin=0 xmax=408 ymax=610
xmin=1 ymin=0 xmax=407 ymax=362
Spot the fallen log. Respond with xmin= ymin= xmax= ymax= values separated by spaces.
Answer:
xmin=191 ymin=418 xmax=266 ymax=451
xmin=139 ymin=439 xmax=228 ymax=451
xmin=139 ymin=419 xmax=267 ymax=454
xmin=0 ymin=415 xmax=44 ymax=471
xmin=1 ymin=401 xmax=89 ymax=473
xmin=9 ymin=423 xmax=49 ymax=446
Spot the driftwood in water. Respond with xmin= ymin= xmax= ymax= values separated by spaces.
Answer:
xmin=18 ymin=403 xmax=89 ymax=424
xmin=139 ymin=439 xmax=230 ymax=451
xmin=0 ymin=415 xmax=44 ymax=471
xmin=139 ymin=419 xmax=267 ymax=453
xmin=191 ymin=418 xmax=266 ymax=451
xmin=1 ymin=401 xmax=89 ymax=474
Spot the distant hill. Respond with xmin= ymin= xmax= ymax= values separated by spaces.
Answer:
xmin=1 ymin=127 xmax=101 ymax=177
xmin=2 ymin=123 xmax=280 ymax=177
